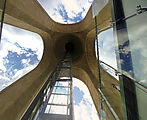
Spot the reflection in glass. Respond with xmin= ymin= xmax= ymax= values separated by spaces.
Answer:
xmin=120 ymin=0 xmax=147 ymax=87
xmin=96 ymin=28 xmax=118 ymax=79
xmin=111 ymin=0 xmax=147 ymax=119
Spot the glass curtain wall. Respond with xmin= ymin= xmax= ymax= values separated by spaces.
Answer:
xmin=92 ymin=0 xmax=122 ymax=120
xmin=110 ymin=0 xmax=147 ymax=119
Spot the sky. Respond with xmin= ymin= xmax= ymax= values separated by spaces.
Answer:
xmin=97 ymin=28 xmax=118 ymax=80
xmin=0 ymin=0 xmax=117 ymax=120
xmin=37 ymin=0 xmax=93 ymax=24
xmin=0 ymin=24 xmax=43 ymax=91
xmin=73 ymin=79 xmax=99 ymax=120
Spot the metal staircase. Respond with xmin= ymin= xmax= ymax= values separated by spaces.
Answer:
xmin=22 ymin=53 xmax=74 ymax=120
xmin=37 ymin=53 xmax=73 ymax=120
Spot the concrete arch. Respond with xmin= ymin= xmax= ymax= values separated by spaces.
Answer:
xmin=0 ymin=0 xmax=123 ymax=119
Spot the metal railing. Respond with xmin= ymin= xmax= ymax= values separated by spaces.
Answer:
xmin=99 ymin=60 xmax=147 ymax=92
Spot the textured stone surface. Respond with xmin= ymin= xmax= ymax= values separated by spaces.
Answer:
xmin=0 ymin=0 xmax=122 ymax=119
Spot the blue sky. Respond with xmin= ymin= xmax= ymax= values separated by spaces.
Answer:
xmin=73 ymin=79 xmax=99 ymax=120
xmin=37 ymin=0 xmax=93 ymax=24
xmin=0 ymin=24 xmax=43 ymax=91
xmin=97 ymin=28 xmax=118 ymax=79
xmin=0 ymin=0 xmax=117 ymax=120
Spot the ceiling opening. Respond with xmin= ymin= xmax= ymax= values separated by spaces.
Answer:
xmin=37 ymin=0 xmax=93 ymax=24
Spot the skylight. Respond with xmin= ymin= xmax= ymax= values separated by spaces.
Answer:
xmin=37 ymin=0 xmax=93 ymax=24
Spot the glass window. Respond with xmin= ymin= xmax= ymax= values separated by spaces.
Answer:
xmin=46 ymin=105 xmax=67 ymax=114
xmin=52 ymin=86 xmax=69 ymax=94
xmin=121 ymin=1 xmax=147 ymax=119
xmin=48 ymin=94 xmax=68 ymax=105
xmin=95 ymin=28 xmax=118 ymax=79
xmin=122 ymin=0 xmax=147 ymax=86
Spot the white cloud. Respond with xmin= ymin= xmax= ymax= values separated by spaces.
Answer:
xmin=0 ymin=24 xmax=44 ymax=91
xmin=22 ymin=59 xmax=28 ymax=64
xmin=73 ymin=78 xmax=99 ymax=120
xmin=2 ymin=24 xmax=44 ymax=60
xmin=0 ymin=63 xmax=36 ymax=91
xmin=74 ymin=101 xmax=99 ymax=120
xmin=95 ymin=28 xmax=119 ymax=79
xmin=0 ymin=37 xmax=22 ymax=58
xmin=12 ymin=63 xmax=37 ymax=82
xmin=37 ymin=0 xmax=93 ymax=23
xmin=127 ymin=24 xmax=147 ymax=85
xmin=98 ymin=28 xmax=117 ymax=69
xmin=52 ymin=12 xmax=66 ymax=23
xmin=0 ymin=59 xmax=6 ymax=72
xmin=22 ymin=58 xmax=32 ymax=68
xmin=0 ymin=74 xmax=12 ymax=91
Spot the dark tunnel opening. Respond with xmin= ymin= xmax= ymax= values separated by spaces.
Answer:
xmin=65 ymin=42 xmax=74 ymax=54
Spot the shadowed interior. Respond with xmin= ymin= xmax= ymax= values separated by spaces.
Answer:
xmin=65 ymin=42 xmax=74 ymax=54
xmin=54 ymin=34 xmax=83 ymax=62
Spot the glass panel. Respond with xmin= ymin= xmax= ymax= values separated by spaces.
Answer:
xmin=97 ymin=28 xmax=118 ymax=80
xmin=95 ymin=22 xmax=121 ymax=119
xmin=52 ymin=87 xmax=69 ymax=94
xmin=44 ymin=105 xmax=50 ymax=113
xmin=122 ymin=0 xmax=147 ymax=118
xmin=111 ymin=0 xmax=147 ymax=119
xmin=92 ymin=0 xmax=109 ymax=18
xmin=48 ymin=94 xmax=68 ymax=105
xmin=49 ymin=105 xmax=67 ymax=114
xmin=59 ymin=77 xmax=70 ymax=79
xmin=135 ymin=83 xmax=147 ymax=120
xmin=122 ymin=0 xmax=147 ymax=87
xmin=55 ymin=81 xmax=69 ymax=87
xmin=45 ymin=105 xmax=67 ymax=114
